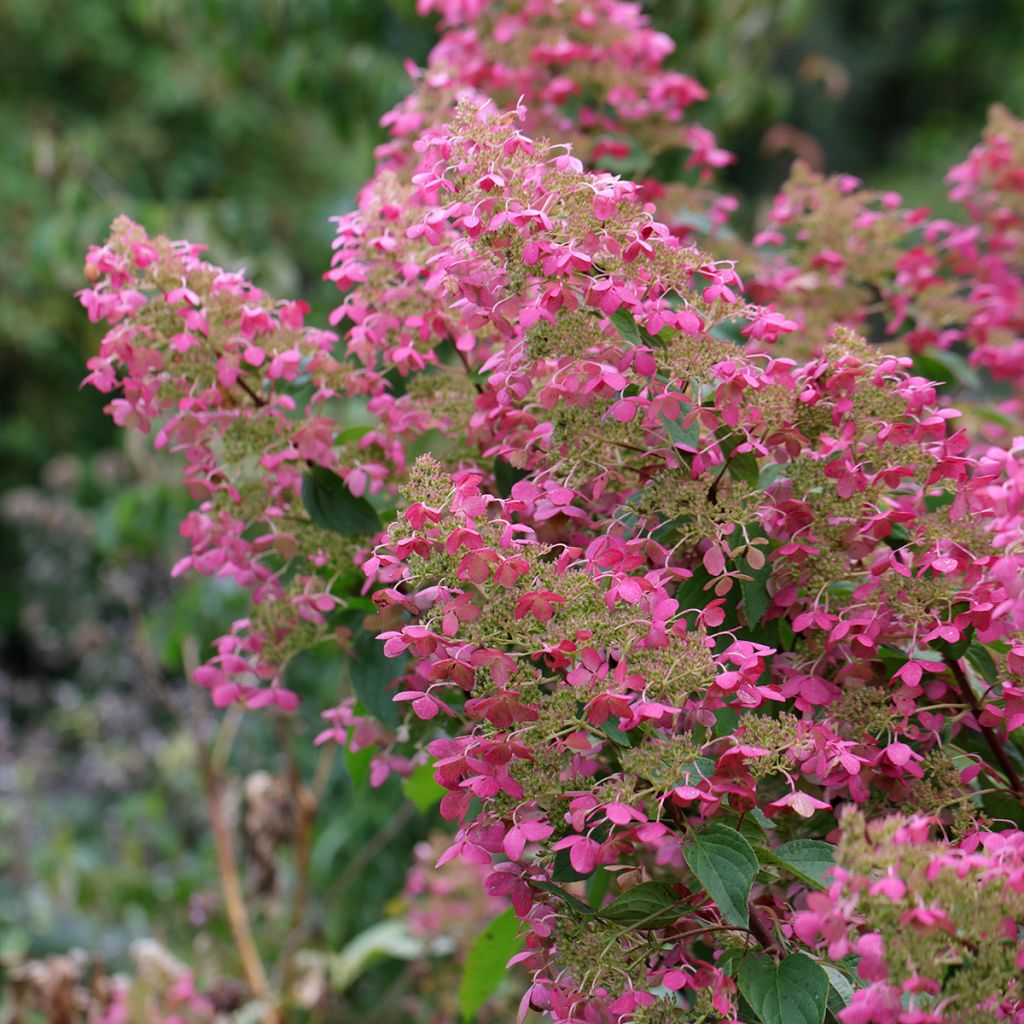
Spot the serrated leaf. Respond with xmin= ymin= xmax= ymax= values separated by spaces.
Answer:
xmin=598 ymin=882 xmax=684 ymax=928
xmin=755 ymin=840 xmax=835 ymax=890
xmin=683 ymin=824 xmax=758 ymax=927
xmin=737 ymin=953 xmax=828 ymax=1024
xmin=301 ymin=466 xmax=382 ymax=535
xmin=459 ymin=909 xmax=523 ymax=1022
xmin=401 ymin=762 xmax=444 ymax=812
xmin=774 ymin=840 xmax=835 ymax=887
xmin=749 ymin=806 xmax=777 ymax=831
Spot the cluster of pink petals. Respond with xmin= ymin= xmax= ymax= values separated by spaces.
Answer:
xmin=795 ymin=820 xmax=1024 ymax=1023
xmin=80 ymin=218 xmax=365 ymax=713
xmin=403 ymin=0 xmax=723 ymax=173
xmin=348 ymin=102 xmax=1024 ymax=1024
xmin=749 ymin=105 xmax=1024 ymax=431
xmin=79 ymin=2 xmax=1024 ymax=1021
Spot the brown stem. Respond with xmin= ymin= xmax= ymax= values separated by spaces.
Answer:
xmin=271 ymin=721 xmax=318 ymax=989
xmin=237 ymin=375 xmax=269 ymax=407
xmin=747 ymin=905 xmax=779 ymax=952
xmin=706 ymin=452 xmax=733 ymax=506
xmin=184 ymin=638 xmax=271 ymax=1004
xmin=208 ymin=340 xmax=268 ymax=407
xmin=585 ymin=432 xmax=650 ymax=455
xmin=947 ymin=657 xmax=1024 ymax=805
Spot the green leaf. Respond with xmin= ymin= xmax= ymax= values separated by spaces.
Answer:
xmin=740 ymin=557 xmax=772 ymax=627
xmin=683 ymin=823 xmax=758 ymax=927
xmin=755 ymin=840 xmax=835 ymax=890
xmin=974 ymin=406 xmax=1016 ymax=430
xmin=716 ymin=432 xmax=760 ymax=486
xmin=930 ymin=624 xmax=975 ymax=661
xmin=965 ymin=639 xmax=999 ymax=686
xmin=586 ymin=866 xmax=612 ymax=909
xmin=981 ymin=788 xmax=1024 ymax=828
xmin=661 ymin=410 xmax=699 ymax=450
xmin=598 ymin=882 xmax=684 ymax=929
xmin=301 ymin=466 xmax=382 ymax=535
xmin=494 ymin=457 xmax=530 ymax=498
xmin=349 ymin=627 xmax=403 ymax=728
xmin=335 ymin=424 xmax=375 ymax=444
xmin=775 ymin=840 xmax=836 ymax=887
xmin=610 ymin=308 xmax=642 ymax=346
xmin=532 ymin=881 xmax=593 ymax=917
xmin=459 ymin=909 xmax=523 ymax=1022
xmin=677 ymin=755 xmax=717 ymax=785
xmin=923 ymin=489 xmax=955 ymax=512
xmin=748 ymin=806 xmax=777 ymax=832
xmin=822 ymin=965 xmax=856 ymax=1013
xmin=737 ymin=952 xmax=828 ymax=1024
xmin=329 ymin=920 xmax=430 ymax=992
xmin=778 ymin=618 xmax=795 ymax=651
xmin=609 ymin=308 xmax=666 ymax=350
xmin=599 ymin=718 xmax=632 ymax=747
xmin=714 ymin=706 xmax=740 ymax=740
xmin=536 ymin=880 xmax=686 ymax=929
xmin=345 ymin=744 xmax=375 ymax=788
xmin=758 ymin=462 xmax=791 ymax=488
xmin=553 ymin=847 xmax=593 ymax=882
xmin=913 ymin=349 xmax=981 ymax=391
xmin=402 ymin=762 xmax=444 ymax=812
xmin=675 ymin=567 xmax=715 ymax=613
xmin=728 ymin=450 xmax=761 ymax=486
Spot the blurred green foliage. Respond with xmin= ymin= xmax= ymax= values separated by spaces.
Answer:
xmin=649 ymin=0 xmax=1024 ymax=211
xmin=1 ymin=0 xmax=1023 ymax=1016
xmin=0 ymin=0 xmax=433 ymax=489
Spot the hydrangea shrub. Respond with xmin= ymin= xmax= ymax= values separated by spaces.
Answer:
xmin=79 ymin=2 xmax=1024 ymax=1022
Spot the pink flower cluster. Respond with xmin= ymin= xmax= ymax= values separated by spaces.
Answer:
xmin=395 ymin=0 xmax=726 ymax=176
xmin=795 ymin=814 xmax=1024 ymax=1023
xmin=748 ymin=105 xmax=1024 ymax=432
xmin=80 ymin=218 xmax=362 ymax=713
xmin=80 ymin=2 xmax=1024 ymax=1022
xmin=342 ymin=103 xmax=1024 ymax=1022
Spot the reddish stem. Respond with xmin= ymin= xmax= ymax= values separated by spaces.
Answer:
xmin=947 ymin=657 xmax=1024 ymax=806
